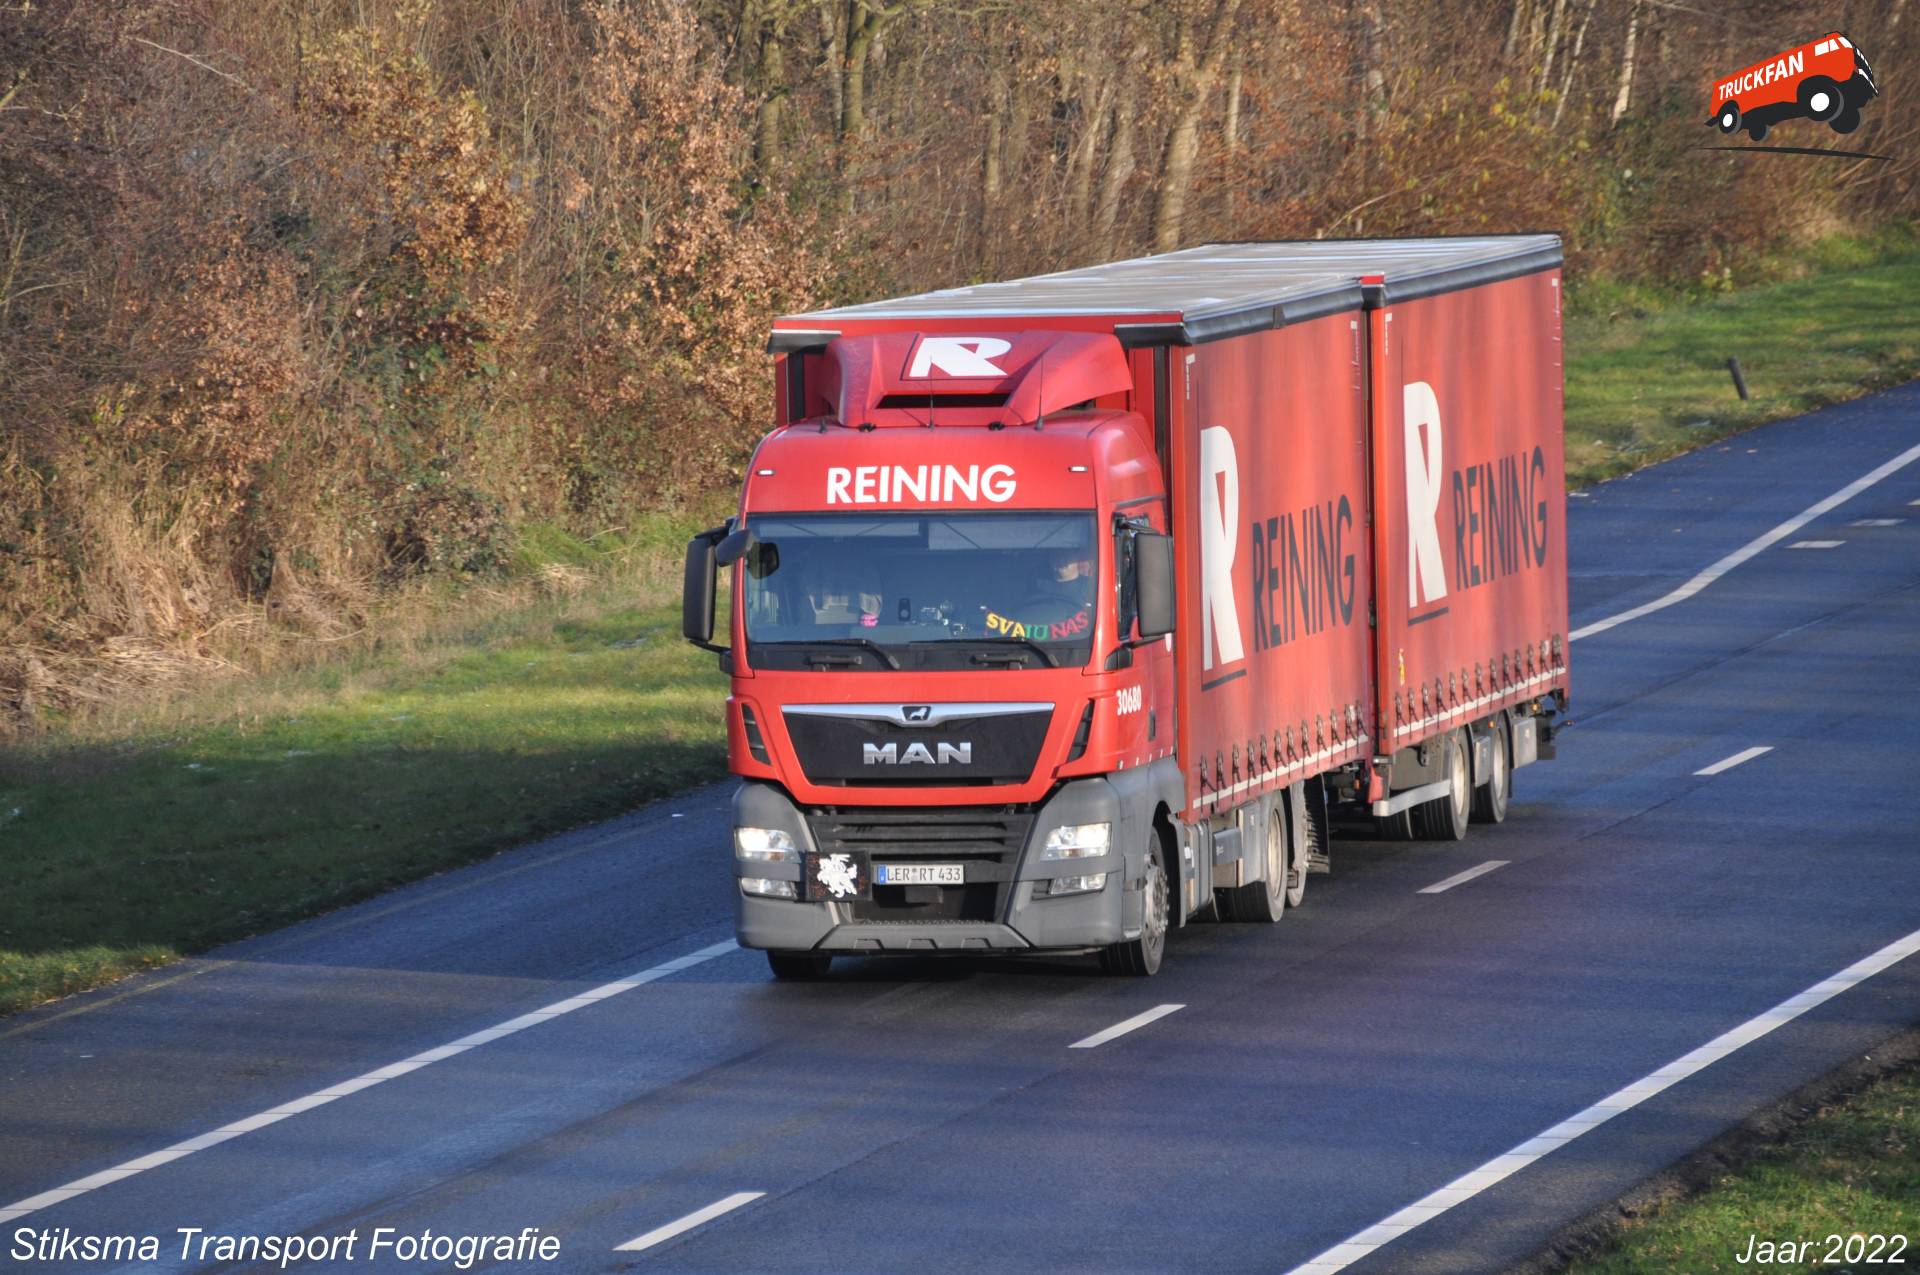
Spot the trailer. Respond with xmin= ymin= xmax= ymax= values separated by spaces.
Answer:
xmin=684 ymin=236 xmax=1570 ymax=978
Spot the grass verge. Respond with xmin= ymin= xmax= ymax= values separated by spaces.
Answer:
xmin=7 ymin=239 xmax=1920 ymax=1016
xmin=1564 ymin=232 xmax=1920 ymax=488
xmin=1558 ymin=1065 xmax=1920 ymax=1274
xmin=0 ymin=521 xmax=732 ymax=1017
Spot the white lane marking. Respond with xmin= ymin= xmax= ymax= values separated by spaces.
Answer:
xmin=1069 ymin=1003 xmax=1185 ymax=1049
xmin=1788 ymin=539 xmax=1845 ymax=549
xmin=615 ymin=1191 xmax=764 ymax=1253
xmin=0 ymin=939 xmax=740 ymax=1226
xmin=1851 ymin=517 xmax=1905 ymax=527
xmin=1695 ymin=745 xmax=1773 ymax=776
xmin=1282 ymin=924 xmax=1920 ymax=1275
xmin=1570 ymin=441 xmax=1920 ymax=641
xmin=1417 ymin=860 xmax=1510 ymax=895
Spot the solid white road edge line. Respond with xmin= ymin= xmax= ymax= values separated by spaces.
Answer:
xmin=1570 ymin=441 xmax=1920 ymax=641
xmin=1417 ymin=860 xmax=1510 ymax=895
xmin=1069 ymin=1003 xmax=1185 ymax=1049
xmin=1695 ymin=745 xmax=1774 ymax=777
xmin=615 ymin=1192 xmax=764 ymax=1253
xmin=1280 ymin=924 xmax=1920 ymax=1275
xmin=0 ymin=939 xmax=741 ymax=1226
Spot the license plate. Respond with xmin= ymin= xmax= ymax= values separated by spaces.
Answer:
xmin=875 ymin=862 xmax=965 ymax=886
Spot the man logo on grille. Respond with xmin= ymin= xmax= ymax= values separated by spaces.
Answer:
xmin=904 ymin=705 xmax=932 ymax=722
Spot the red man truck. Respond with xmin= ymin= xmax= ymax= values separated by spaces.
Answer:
xmin=683 ymin=236 xmax=1570 ymax=979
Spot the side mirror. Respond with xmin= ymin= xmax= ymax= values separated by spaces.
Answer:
xmin=682 ymin=525 xmax=727 ymax=651
xmin=1134 ymin=530 xmax=1176 ymax=641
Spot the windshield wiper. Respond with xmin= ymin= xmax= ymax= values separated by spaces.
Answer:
xmin=795 ymin=637 xmax=901 ymax=669
xmin=966 ymin=637 xmax=1058 ymax=668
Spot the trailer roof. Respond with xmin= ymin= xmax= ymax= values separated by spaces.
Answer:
xmin=776 ymin=235 xmax=1562 ymax=347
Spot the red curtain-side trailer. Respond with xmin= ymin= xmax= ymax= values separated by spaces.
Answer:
xmin=694 ymin=236 xmax=1570 ymax=978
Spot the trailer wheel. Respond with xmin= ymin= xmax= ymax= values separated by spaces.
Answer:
xmin=1471 ymin=721 xmax=1511 ymax=825
xmin=1715 ymin=102 xmax=1741 ymax=134
xmin=1101 ymin=840 xmax=1168 ymax=976
xmin=1799 ymin=76 xmax=1844 ymax=122
xmin=1225 ymin=806 xmax=1288 ymax=923
xmin=1411 ymin=730 xmax=1471 ymax=841
xmin=766 ymin=951 xmax=833 ymax=981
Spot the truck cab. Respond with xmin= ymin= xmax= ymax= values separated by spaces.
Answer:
xmin=684 ymin=328 xmax=1187 ymax=977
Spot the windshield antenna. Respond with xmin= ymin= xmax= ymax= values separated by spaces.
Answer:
xmin=1035 ymin=352 xmax=1046 ymax=432
xmin=927 ymin=388 xmax=936 ymax=428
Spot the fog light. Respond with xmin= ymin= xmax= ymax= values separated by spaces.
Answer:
xmin=735 ymin=827 xmax=799 ymax=862
xmin=1041 ymin=822 xmax=1110 ymax=860
xmin=1039 ymin=873 xmax=1107 ymax=897
xmin=740 ymin=877 xmax=798 ymax=899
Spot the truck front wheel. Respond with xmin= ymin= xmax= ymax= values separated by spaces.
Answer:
xmin=1101 ymin=840 xmax=1168 ymax=976
xmin=766 ymin=951 xmax=833 ymax=980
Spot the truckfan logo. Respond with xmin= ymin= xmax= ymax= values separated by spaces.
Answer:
xmin=1708 ymin=32 xmax=1878 ymax=143
xmin=863 ymin=740 xmax=973 ymax=765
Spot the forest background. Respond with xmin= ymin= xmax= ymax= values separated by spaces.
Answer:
xmin=3 ymin=0 xmax=1917 ymax=724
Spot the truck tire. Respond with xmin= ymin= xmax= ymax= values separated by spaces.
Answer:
xmin=1225 ymin=806 xmax=1288 ymax=923
xmin=1746 ymin=119 xmax=1770 ymax=143
xmin=766 ymin=951 xmax=833 ymax=980
xmin=1411 ymin=729 xmax=1471 ymax=841
xmin=1799 ymin=76 xmax=1844 ymax=122
xmin=1471 ymin=720 xmax=1511 ymax=825
xmin=1831 ymin=105 xmax=1862 ymax=134
xmin=1101 ymin=839 xmax=1168 ymax=976
xmin=1715 ymin=102 xmax=1741 ymax=134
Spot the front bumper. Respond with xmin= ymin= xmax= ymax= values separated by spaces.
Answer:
xmin=730 ymin=779 xmax=1136 ymax=955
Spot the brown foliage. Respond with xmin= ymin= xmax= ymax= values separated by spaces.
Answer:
xmin=1 ymin=0 xmax=1913 ymax=724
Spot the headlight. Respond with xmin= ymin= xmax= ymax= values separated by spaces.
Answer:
xmin=1038 ymin=873 xmax=1107 ymax=897
xmin=740 ymin=877 xmax=798 ymax=899
xmin=1041 ymin=822 xmax=1111 ymax=860
xmin=735 ymin=827 xmax=799 ymax=862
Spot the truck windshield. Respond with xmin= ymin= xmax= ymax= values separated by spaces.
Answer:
xmin=741 ymin=511 xmax=1098 ymax=671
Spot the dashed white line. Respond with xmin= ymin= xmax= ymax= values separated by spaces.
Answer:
xmin=1851 ymin=517 xmax=1905 ymax=527
xmin=1788 ymin=539 xmax=1845 ymax=550
xmin=1570 ymin=441 xmax=1920 ymax=641
xmin=1417 ymin=860 xmax=1510 ymax=895
xmin=1695 ymin=745 xmax=1773 ymax=776
xmin=615 ymin=1191 xmax=764 ymax=1253
xmin=0 ymin=939 xmax=740 ymax=1226
xmin=1069 ymin=1003 xmax=1185 ymax=1049
xmin=1281 ymin=924 xmax=1920 ymax=1275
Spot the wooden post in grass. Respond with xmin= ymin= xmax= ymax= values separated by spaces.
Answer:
xmin=1727 ymin=357 xmax=1751 ymax=401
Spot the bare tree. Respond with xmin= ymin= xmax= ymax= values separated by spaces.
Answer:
xmin=1610 ymin=0 xmax=1642 ymax=127
xmin=1151 ymin=0 xmax=1243 ymax=251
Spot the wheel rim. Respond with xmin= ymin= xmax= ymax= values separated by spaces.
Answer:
xmin=1450 ymin=736 xmax=1469 ymax=823
xmin=1144 ymin=852 xmax=1168 ymax=959
xmin=1269 ymin=811 xmax=1286 ymax=910
xmin=1810 ymin=91 xmax=1831 ymax=113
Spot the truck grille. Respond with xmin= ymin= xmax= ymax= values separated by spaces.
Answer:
xmin=806 ymin=807 xmax=1035 ymax=924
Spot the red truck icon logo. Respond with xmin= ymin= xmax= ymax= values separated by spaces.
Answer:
xmin=1710 ymin=33 xmax=1878 ymax=141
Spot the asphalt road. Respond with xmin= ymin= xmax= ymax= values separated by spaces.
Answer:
xmin=5 ymin=383 xmax=1920 ymax=1275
